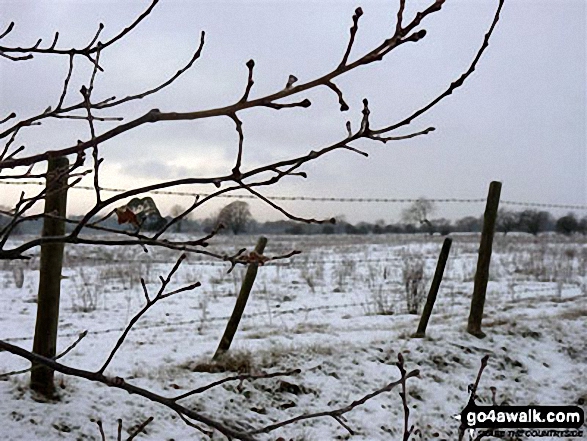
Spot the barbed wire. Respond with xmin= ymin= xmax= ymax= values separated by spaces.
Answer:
xmin=59 ymin=256 xmax=408 ymax=267
xmin=1 ymin=180 xmax=585 ymax=210
xmin=1 ymin=301 xmax=367 ymax=342
xmin=3 ymin=282 xmax=582 ymax=344
xmin=500 ymin=200 xmax=587 ymax=210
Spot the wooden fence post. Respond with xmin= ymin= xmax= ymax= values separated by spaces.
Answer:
xmin=467 ymin=181 xmax=502 ymax=338
xmin=31 ymin=156 xmax=69 ymax=397
xmin=413 ymin=237 xmax=452 ymax=338
xmin=213 ymin=236 xmax=267 ymax=360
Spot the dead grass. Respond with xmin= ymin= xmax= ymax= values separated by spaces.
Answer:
xmin=184 ymin=349 xmax=255 ymax=374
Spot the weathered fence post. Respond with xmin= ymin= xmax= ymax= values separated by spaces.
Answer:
xmin=413 ymin=237 xmax=452 ymax=338
xmin=213 ymin=236 xmax=267 ymax=360
xmin=31 ymin=156 xmax=69 ymax=397
xmin=467 ymin=181 xmax=502 ymax=338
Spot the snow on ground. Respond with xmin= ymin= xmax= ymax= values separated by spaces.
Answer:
xmin=1 ymin=233 xmax=586 ymax=440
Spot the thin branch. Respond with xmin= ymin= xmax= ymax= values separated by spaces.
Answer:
xmin=469 ymin=355 xmax=490 ymax=405
xmin=239 ymin=59 xmax=255 ymax=103
xmin=159 ymin=281 xmax=201 ymax=300
xmin=140 ymin=278 xmax=150 ymax=303
xmin=3 ymin=144 xmax=25 ymax=161
xmin=338 ymin=7 xmax=363 ymax=69
xmin=397 ymin=353 xmax=415 ymax=440
xmin=0 ymin=113 xmax=16 ymax=125
xmin=230 ymin=113 xmax=245 ymax=179
xmin=248 ymin=365 xmax=420 ymax=435
xmin=56 ymin=330 xmax=89 ymax=360
xmin=340 ymin=144 xmax=368 ymax=157
xmin=359 ymin=98 xmax=370 ymax=133
xmin=97 ymin=254 xmax=198 ymax=374
xmin=83 ymin=24 xmax=104 ymax=51
xmin=117 ymin=419 xmax=123 ymax=441
xmin=372 ymin=0 xmax=504 ymax=136
xmin=332 ymin=415 xmax=354 ymax=435
xmin=95 ymin=420 xmax=106 ymax=441
xmin=52 ymin=114 xmax=123 ymax=122
xmin=175 ymin=412 xmax=214 ymax=437
xmin=0 ymin=330 xmax=88 ymax=379
xmin=0 ymin=127 xmax=21 ymax=162
xmin=95 ymin=0 xmax=158 ymax=53
xmin=238 ymin=182 xmax=335 ymax=225
xmin=126 ymin=416 xmax=154 ymax=441
xmin=458 ymin=355 xmax=490 ymax=441
xmin=173 ymin=369 xmax=301 ymax=402
xmin=261 ymin=99 xmax=311 ymax=110
xmin=81 ymin=46 xmax=104 ymax=203
xmin=56 ymin=54 xmax=75 ymax=110
xmin=368 ymin=126 xmax=435 ymax=143
xmin=0 ymin=22 xmax=15 ymax=39
xmin=325 ymin=81 xmax=349 ymax=111
xmin=97 ymin=31 xmax=206 ymax=109
xmin=48 ymin=32 xmax=60 ymax=50
xmin=153 ymin=195 xmax=199 ymax=239
xmin=0 ymin=52 xmax=33 ymax=61
xmin=396 ymin=0 xmax=406 ymax=35
xmin=267 ymin=249 xmax=302 ymax=263
xmin=285 ymin=74 xmax=298 ymax=89
xmin=400 ymin=0 xmax=445 ymax=38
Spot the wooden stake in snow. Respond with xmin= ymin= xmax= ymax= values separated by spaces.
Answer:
xmin=413 ymin=237 xmax=452 ymax=338
xmin=31 ymin=156 xmax=69 ymax=397
xmin=467 ymin=181 xmax=501 ymax=338
xmin=213 ymin=236 xmax=267 ymax=360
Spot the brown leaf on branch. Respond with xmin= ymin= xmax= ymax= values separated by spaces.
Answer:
xmin=245 ymin=250 xmax=269 ymax=265
xmin=115 ymin=206 xmax=139 ymax=227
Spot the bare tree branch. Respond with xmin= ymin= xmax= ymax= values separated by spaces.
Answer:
xmin=0 ymin=330 xmax=88 ymax=379
xmin=0 ymin=0 xmax=494 ymax=169
xmin=248 ymin=364 xmax=420 ymax=436
xmin=0 ymin=1 xmax=505 ymax=439
xmin=372 ymin=0 xmax=504 ymax=136
xmin=0 ymin=113 xmax=16 ymax=125
xmin=97 ymin=254 xmax=199 ymax=374
xmin=0 ymin=0 xmax=159 ymax=58
xmin=173 ymin=368 xmax=301 ymax=402
xmin=338 ymin=7 xmax=363 ymax=69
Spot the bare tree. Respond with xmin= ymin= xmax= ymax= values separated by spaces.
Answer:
xmin=217 ymin=200 xmax=252 ymax=235
xmin=555 ymin=212 xmax=579 ymax=236
xmin=455 ymin=215 xmax=482 ymax=233
xmin=496 ymin=208 xmax=519 ymax=235
xmin=170 ymin=204 xmax=186 ymax=233
xmin=518 ymin=209 xmax=552 ymax=236
xmin=402 ymin=197 xmax=437 ymax=235
xmin=0 ymin=0 xmax=505 ymax=438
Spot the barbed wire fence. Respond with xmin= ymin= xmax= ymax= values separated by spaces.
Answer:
xmin=2 ymin=181 xmax=586 ymax=342
xmin=3 ymin=285 xmax=583 ymax=344
xmin=3 ymin=282 xmax=583 ymax=344
xmin=1 ymin=180 xmax=586 ymax=212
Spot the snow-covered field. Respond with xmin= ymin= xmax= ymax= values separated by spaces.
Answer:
xmin=1 ymin=233 xmax=586 ymax=440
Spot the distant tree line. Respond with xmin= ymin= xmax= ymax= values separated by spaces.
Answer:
xmin=2 ymin=200 xmax=585 ymax=237
xmin=241 ymin=209 xmax=587 ymax=237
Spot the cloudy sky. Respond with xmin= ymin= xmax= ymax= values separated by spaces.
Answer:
xmin=1 ymin=0 xmax=585 ymax=223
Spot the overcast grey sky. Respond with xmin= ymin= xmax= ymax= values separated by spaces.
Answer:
xmin=1 ymin=0 xmax=585 ymax=223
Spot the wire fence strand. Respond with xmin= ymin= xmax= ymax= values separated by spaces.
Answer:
xmin=1 ymin=180 xmax=586 ymax=210
xmin=2 ymin=283 xmax=582 ymax=344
